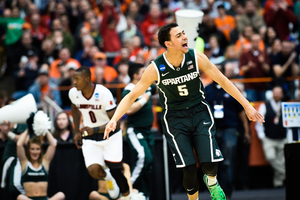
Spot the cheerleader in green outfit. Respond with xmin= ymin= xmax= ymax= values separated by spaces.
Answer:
xmin=16 ymin=111 xmax=65 ymax=200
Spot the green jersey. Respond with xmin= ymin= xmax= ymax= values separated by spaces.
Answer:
xmin=0 ymin=17 xmax=24 ymax=45
xmin=21 ymin=161 xmax=48 ymax=184
xmin=152 ymin=48 xmax=205 ymax=110
xmin=122 ymin=83 xmax=154 ymax=129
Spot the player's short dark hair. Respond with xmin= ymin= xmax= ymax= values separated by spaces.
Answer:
xmin=75 ymin=66 xmax=91 ymax=79
xmin=128 ymin=63 xmax=144 ymax=81
xmin=158 ymin=22 xmax=178 ymax=48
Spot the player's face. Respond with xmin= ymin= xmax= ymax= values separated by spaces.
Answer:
xmin=167 ymin=27 xmax=189 ymax=53
xmin=73 ymin=71 xmax=89 ymax=91
xmin=29 ymin=143 xmax=41 ymax=161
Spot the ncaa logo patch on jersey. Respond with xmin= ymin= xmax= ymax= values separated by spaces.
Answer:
xmin=95 ymin=93 xmax=99 ymax=101
xmin=159 ymin=64 xmax=166 ymax=71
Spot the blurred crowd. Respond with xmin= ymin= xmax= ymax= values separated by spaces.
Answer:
xmin=0 ymin=0 xmax=299 ymax=107
xmin=0 ymin=0 xmax=299 ymax=198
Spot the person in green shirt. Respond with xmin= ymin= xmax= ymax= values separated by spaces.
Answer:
xmin=0 ymin=7 xmax=24 ymax=46
xmin=1 ymin=122 xmax=27 ymax=200
xmin=122 ymin=63 xmax=155 ymax=198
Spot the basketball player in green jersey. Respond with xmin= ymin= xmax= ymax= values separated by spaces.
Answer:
xmin=104 ymin=23 xmax=264 ymax=200
xmin=122 ymin=63 xmax=155 ymax=198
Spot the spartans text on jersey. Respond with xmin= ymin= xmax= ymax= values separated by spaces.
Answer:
xmin=161 ymin=71 xmax=198 ymax=85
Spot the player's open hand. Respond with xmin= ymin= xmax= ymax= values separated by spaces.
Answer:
xmin=74 ymin=132 xmax=82 ymax=149
xmin=245 ymin=105 xmax=265 ymax=125
xmin=104 ymin=119 xmax=116 ymax=140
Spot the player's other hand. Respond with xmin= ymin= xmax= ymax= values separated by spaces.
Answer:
xmin=104 ymin=119 xmax=116 ymax=140
xmin=80 ymin=127 xmax=94 ymax=136
xmin=245 ymin=105 xmax=265 ymax=125
xmin=74 ymin=132 xmax=82 ymax=149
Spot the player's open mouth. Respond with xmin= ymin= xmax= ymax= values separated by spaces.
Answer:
xmin=182 ymin=43 xmax=188 ymax=48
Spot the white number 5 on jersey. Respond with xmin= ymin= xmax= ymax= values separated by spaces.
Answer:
xmin=177 ymin=85 xmax=189 ymax=96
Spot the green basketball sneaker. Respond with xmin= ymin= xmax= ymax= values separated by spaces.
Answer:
xmin=203 ymin=174 xmax=226 ymax=200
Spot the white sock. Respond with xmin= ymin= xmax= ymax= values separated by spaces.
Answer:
xmin=104 ymin=168 xmax=113 ymax=181
xmin=207 ymin=175 xmax=217 ymax=186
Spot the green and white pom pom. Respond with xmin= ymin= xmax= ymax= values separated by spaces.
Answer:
xmin=32 ymin=111 xmax=52 ymax=136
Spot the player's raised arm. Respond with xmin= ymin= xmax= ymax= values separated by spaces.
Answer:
xmin=196 ymin=50 xmax=264 ymax=125
xmin=104 ymin=64 xmax=158 ymax=139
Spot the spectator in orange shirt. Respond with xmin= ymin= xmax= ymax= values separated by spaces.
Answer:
xmin=49 ymin=48 xmax=80 ymax=79
xmin=235 ymin=25 xmax=265 ymax=56
xmin=90 ymin=52 xmax=118 ymax=83
xmin=214 ymin=4 xmax=236 ymax=41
